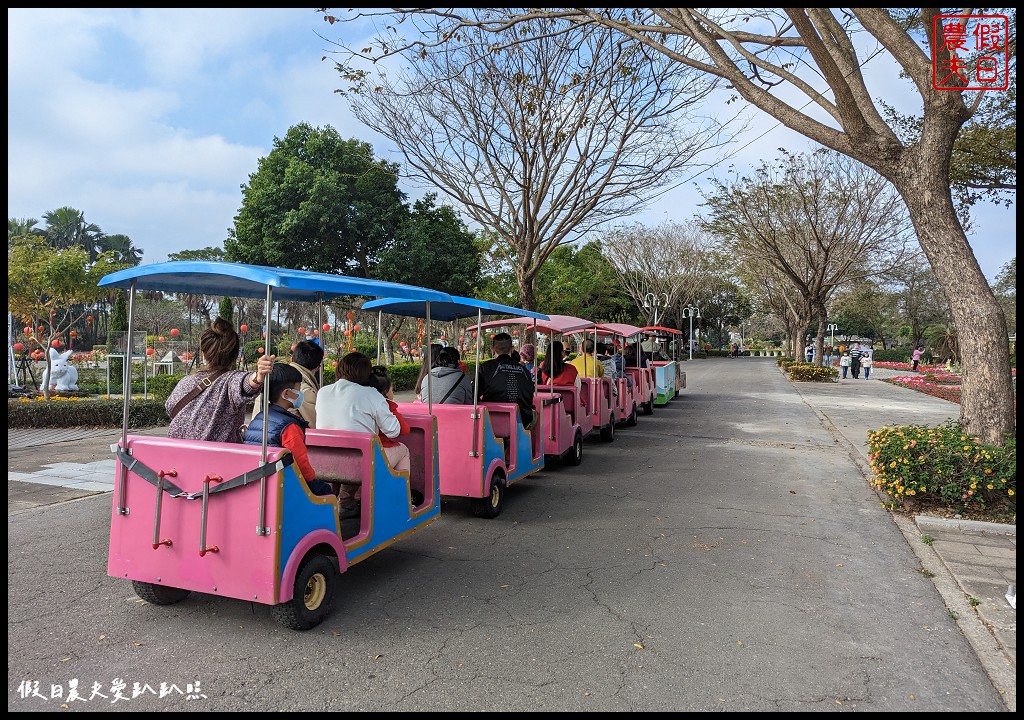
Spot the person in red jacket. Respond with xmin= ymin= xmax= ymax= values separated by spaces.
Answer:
xmin=368 ymin=366 xmax=411 ymax=453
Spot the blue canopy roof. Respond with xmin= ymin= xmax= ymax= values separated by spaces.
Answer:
xmin=362 ymin=296 xmax=548 ymax=322
xmin=98 ymin=261 xmax=453 ymax=303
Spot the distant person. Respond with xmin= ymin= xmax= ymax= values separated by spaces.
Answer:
xmin=165 ymin=317 xmax=275 ymax=443
xmin=861 ymin=350 xmax=873 ymax=380
xmin=805 ymin=342 xmax=815 ymax=363
xmin=911 ymin=347 xmax=924 ymax=372
xmin=477 ymin=332 xmax=536 ymax=429
xmin=597 ymin=342 xmax=619 ymax=403
xmin=426 ymin=346 xmax=473 ymax=404
xmin=849 ymin=344 xmax=863 ymax=379
xmin=840 ymin=352 xmax=851 ymax=379
xmin=243 ymin=363 xmax=333 ymax=497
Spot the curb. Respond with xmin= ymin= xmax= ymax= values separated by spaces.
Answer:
xmin=915 ymin=514 xmax=1016 ymax=536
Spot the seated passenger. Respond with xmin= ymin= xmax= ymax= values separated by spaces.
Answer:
xmin=165 ymin=316 xmax=275 ymax=443
xmin=243 ymin=363 xmax=333 ymax=497
xmin=414 ymin=343 xmax=444 ymax=401
xmin=518 ymin=343 xmax=537 ymax=379
xmin=316 ymin=352 xmax=412 ymax=507
xmin=597 ymin=343 xmax=619 ymax=402
xmin=426 ymin=347 xmax=474 ymax=404
xmin=477 ymin=332 xmax=536 ymax=429
xmin=541 ymin=340 xmax=585 ymax=410
xmin=569 ymin=338 xmax=605 ymax=379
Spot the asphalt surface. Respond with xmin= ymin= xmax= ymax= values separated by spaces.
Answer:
xmin=7 ymin=358 xmax=1015 ymax=711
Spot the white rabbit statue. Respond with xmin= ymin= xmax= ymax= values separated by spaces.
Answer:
xmin=43 ymin=347 xmax=79 ymax=392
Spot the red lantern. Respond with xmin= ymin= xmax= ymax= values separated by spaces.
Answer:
xmin=261 ymin=331 xmax=266 ymax=338
xmin=70 ymin=331 xmax=78 ymax=338
xmin=13 ymin=342 xmax=24 ymax=352
xmin=346 ymin=311 xmax=355 ymax=321
xmin=353 ymin=324 xmax=360 ymax=332
xmin=158 ymin=336 xmax=165 ymax=342
xmin=513 ymin=329 xmax=519 ymax=336
xmin=258 ymin=347 xmax=265 ymax=354
xmin=146 ymin=348 xmax=155 ymax=356
xmin=393 ymin=333 xmax=399 ymax=339
xmin=239 ymin=324 xmax=248 ymax=333
xmin=87 ymin=315 xmax=93 ymax=323
xmin=459 ymin=336 xmax=464 ymax=342
xmin=23 ymin=326 xmax=31 ymax=335
xmin=323 ymin=323 xmax=331 ymax=331
xmin=170 ymin=328 xmax=180 ymax=337
xmin=440 ymin=335 xmax=446 ymax=342
xmin=298 ymin=326 xmax=306 ymax=335
xmin=50 ymin=310 xmax=56 ymax=316
xmin=344 ymin=330 xmax=351 ymax=336
xmin=313 ymin=329 xmax=319 ymax=336
xmin=51 ymin=339 xmax=62 ymax=348
xmin=38 ymin=326 xmax=44 ymax=334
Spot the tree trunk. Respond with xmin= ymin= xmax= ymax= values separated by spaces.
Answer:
xmin=899 ymin=175 xmax=1013 ymax=445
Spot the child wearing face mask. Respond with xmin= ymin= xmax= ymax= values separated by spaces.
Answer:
xmin=243 ymin=362 xmax=332 ymax=496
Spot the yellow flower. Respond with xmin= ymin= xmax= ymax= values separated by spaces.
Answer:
xmin=984 ymin=468 xmax=992 ymax=475
xmin=1009 ymin=489 xmax=1015 ymax=496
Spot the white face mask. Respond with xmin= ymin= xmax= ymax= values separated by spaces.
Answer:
xmin=289 ymin=389 xmax=305 ymax=409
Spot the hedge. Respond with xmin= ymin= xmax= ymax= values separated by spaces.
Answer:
xmin=785 ymin=362 xmax=839 ymax=382
xmin=8 ymin=397 xmax=169 ymax=429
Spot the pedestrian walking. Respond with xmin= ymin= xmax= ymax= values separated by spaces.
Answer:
xmin=862 ymin=351 xmax=873 ymax=379
xmin=849 ymin=344 xmax=862 ymax=379
xmin=840 ymin=352 xmax=851 ymax=379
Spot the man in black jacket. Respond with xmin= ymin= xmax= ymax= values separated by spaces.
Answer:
xmin=477 ymin=332 xmax=535 ymax=429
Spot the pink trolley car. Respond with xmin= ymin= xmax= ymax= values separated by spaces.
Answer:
xmin=99 ymin=261 xmax=452 ymax=630
xmin=476 ymin=315 xmax=618 ymax=465
xmin=361 ymin=296 xmax=549 ymax=518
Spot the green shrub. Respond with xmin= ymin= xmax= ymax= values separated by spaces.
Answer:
xmin=777 ymin=356 xmax=798 ymax=370
xmin=871 ymin=349 xmax=905 ymax=362
xmin=148 ymin=373 xmax=186 ymax=402
xmin=8 ymin=397 xmax=168 ymax=428
xmin=867 ymin=419 xmax=1016 ymax=520
xmin=786 ymin=362 xmax=839 ymax=382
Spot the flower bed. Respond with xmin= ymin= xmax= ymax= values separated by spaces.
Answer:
xmin=867 ymin=419 xmax=1015 ymax=521
xmin=882 ymin=375 xmax=961 ymax=403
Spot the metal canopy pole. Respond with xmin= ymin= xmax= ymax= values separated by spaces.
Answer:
xmin=257 ymin=284 xmax=273 ymax=536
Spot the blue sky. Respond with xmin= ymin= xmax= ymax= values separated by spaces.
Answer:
xmin=7 ymin=8 xmax=1015 ymax=282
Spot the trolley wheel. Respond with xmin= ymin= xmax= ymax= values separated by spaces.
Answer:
xmin=600 ymin=417 xmax=615 ymax=442
xmin=271 ymin=554 xmax=337 ymax=631
xmin=132 ymin=581 xmax=190 ymax=605
xmin=565 ymin=430 xmax=584 ymax=466
xmin=625 ymin=403 xmax=639 ymax=427
xmin=472 ymin=471 xmax=506 ymax=519
xmin=643 ymin=397 xmax=655 ymax=415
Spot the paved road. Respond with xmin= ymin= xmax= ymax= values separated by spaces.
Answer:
xmin=7 ymin=358 xmax=1015 ymax=711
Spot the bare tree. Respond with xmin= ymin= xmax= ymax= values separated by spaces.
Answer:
xmin=703 ymin=150 xmax=913 ymax=365
xmin=602 ymin=220 xmax=713 ymax=327
xmin=321 ymin=6 xmax=1014 ymax=445
xmin=336 ymin=18 xmax=731 ymax=310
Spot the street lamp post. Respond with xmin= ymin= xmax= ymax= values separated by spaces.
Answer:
xmin=827 ymin=323 xmax=838 ymax=349
xmin=682 ymin=306 xmax=701 ymax=361
xmin=643 ymin=292 xmax=670 ymax=326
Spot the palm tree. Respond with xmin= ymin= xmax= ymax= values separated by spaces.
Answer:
xmin=42 ymin=207 xmax=103 ymax=260
xmin=8 ymin=217 xmax=45 ymax=246
xmin=99 ymin=233 xmax=143 ymax=266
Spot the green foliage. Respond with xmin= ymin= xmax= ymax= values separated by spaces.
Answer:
xmin=777 ymin=356 xmax=798 ymax=369
xmin=536 ymin=240 xmax=633 ymax=320
xmin=374 ymin=194 xmax=482 ymax=295
xmin=785 ymin=362 xmax=839 ymax=382
xmin=868 ymin=420 xmax=1016 ymax=519
xmin=8 ymin=397 xmax=168 ymax=429
xmin=224 ymin=123 xmax=405 ymax=276
xmin=167 ymin=246 xmax=225 ymax=261
xmin=148 ymin=373 xmax=186 ymax=402
xmin=218 ymin=297 xmax=233 ymax=324
xmin=871 ymin=349 xmax=906 ymax=362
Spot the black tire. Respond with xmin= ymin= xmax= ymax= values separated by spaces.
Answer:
xmin=643 ymin=397 xmax=655 ymax=415
xmin=564 ymin=430 xmax=584 ymax=466
xmin=132 ymin=580 xmax=190 ymax=605
xmin=600 ymin=417 xmax=615 ymax=442
xmin=471 ymin=471 xmax=506 ymax=519
xmin=271 ymin=554 xmax=337 ymax=631
xmin=625 ymin=403 xmax=638 ymax=427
